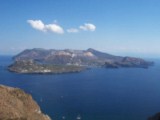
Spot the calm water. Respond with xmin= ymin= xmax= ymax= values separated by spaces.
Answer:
xmin=0 ymin=56 xmax=160 ymax=120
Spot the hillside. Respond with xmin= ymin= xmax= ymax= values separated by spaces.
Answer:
xmin=0 ymin=85 xmax=51 ymax=120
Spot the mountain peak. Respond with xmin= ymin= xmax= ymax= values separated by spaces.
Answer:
xmin=87 ymin=48 xmax=97 ymax=52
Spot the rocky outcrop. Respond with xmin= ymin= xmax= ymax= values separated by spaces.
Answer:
xmin=0 ymin=85 xmax=51 ymax=120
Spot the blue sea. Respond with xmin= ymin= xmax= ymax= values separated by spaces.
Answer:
xmin=0 ymin=56 xmax=160 ymax=120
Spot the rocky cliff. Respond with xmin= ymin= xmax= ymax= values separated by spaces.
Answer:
xmin=0 ymin=85 xmax=51 ymax=120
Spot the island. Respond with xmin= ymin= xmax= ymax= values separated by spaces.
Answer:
xmin=8 ymin=48 xmax=154 ymax=74
xmin=0 ymin=85 xmax=51 ymax=120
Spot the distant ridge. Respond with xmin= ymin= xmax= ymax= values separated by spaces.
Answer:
xmin=14 ymin=48 xmax=123 ymax=65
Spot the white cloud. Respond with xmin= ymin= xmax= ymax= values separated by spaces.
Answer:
xmin=27 ymin=20 xmax=45 ymax=31
xmin=79 ymin=23 xmax=96 ymax=31
xmin=45 ymin=24 xmax=64 ymax=34
xmin=27 ymin=20 xmax=96 ymax=34
xmin=67 ymin=28 xmax=79 ymax=33
xmin=27 ymin=19 xmax=64 ymax=34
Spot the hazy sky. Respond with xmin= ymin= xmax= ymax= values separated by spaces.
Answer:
xmin=0 ymin=0 xmax=160 ymax=57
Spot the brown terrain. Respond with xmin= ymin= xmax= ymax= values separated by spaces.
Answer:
xmin=0 ymin=85 xmax=51 ymax=120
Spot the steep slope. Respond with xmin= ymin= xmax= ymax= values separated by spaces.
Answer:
xmin=0 ymin=85 xmax=51 ymax=120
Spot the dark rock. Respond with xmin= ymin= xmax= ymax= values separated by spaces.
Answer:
xmin=148 ymin=113 xmax=160 ymax=120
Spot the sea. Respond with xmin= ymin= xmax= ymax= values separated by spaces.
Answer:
xmin=0 ymin=56 xmax=160 ymax=120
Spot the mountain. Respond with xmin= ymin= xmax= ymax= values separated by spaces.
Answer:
xmin=0 ymin=85 xmax=51 ymax=120
xmin=9 ymin=48 xmax=153 ymax=73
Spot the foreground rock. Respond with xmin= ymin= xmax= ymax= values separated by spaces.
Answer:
xmin=9 ymin=48 xmax=153 ymax=74
xmin=148 ymin=113 xmax=160 ymax=120
xmin=0 ymin=85 xmax=51 ymax=120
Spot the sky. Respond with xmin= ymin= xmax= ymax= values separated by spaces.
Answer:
xmin=0 ymin=0 xmax=160 ymax=57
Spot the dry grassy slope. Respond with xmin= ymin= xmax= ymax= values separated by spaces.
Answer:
xmin=0 ymin=85 xmax=51 ymax=120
